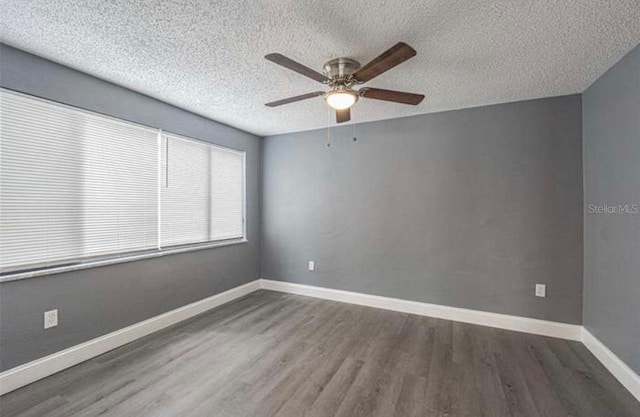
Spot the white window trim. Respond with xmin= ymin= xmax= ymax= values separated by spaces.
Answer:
xmin=0 ymin=88 xmax=249 ymax=282
xmin=0 ymin=239 xmax=249 ymax=283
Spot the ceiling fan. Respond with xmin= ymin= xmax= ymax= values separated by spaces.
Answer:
xmin=264 ymin=42 xmax=425 ymax=123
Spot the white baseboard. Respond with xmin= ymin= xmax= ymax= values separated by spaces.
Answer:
xmin=260 ymin=279 xmax=582 ymax=340
xmin=581 ymin=328 xmax=640 ymax=402
xmin=0 ymin=279 xmax=261 ymax=396
xmin=260 ymin=279 xmax=640 ymax=402
xmin=3 ymin=278 xmax=637 ymax=405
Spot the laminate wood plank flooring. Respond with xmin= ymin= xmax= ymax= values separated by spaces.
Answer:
xmin=1 ymin=290 xmax=638 ymax=416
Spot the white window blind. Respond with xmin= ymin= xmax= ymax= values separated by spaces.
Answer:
xmin=0 ymin=90 xmax=246 ymax=275
xmin=160 ymin=134 xmax=211 ymax=247
xmin=0 ymin=91 xmax=159 ymax=273
xmin=210 ymin=147 xmax=244 ymax=241
xmin=161 ymin=134 xmax=244 ymax=247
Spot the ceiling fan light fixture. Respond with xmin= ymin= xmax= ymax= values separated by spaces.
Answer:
xmin=324 ymin=88 xmax=358 ymax=110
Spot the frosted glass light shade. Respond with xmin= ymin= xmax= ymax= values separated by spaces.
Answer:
xmin=325 ymin=90 xmax=358 ymax=110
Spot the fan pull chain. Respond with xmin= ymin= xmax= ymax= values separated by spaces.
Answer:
xmin=352 ymin=115 xmax=357 ymax=142
xmin=326 ymin=106 xmax=332 ymax=147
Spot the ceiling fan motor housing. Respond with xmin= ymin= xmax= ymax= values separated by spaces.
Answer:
xmin=322 ymin=58 xmax=361 ymax=82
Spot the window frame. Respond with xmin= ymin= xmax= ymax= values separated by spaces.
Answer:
xmin=0 ymin=88 xmax=248 ymax=282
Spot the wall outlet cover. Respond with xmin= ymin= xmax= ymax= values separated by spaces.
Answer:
xmin=44 ymin=309 xmax=58 ymax=329
xmin=308 ymin=261 xmax=315 ymax=271
xmin=535 ymin=284 xmax=546 ymax=298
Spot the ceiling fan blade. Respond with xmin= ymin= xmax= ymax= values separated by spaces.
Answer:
xmin=336 ymin=108 xmax=351 ymax=123
xmin=360 ymin=88 xmax=424 ymax=105
xmin=265 ymin=91 xmax=325 ymax=107
xmin=265 ymin=53 xmax=330 ymax=83
xmin=352 ymin=43 xmax=417 ymax=83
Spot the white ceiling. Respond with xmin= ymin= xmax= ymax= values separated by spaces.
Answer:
xmin=1 ymin=1 xmax=639 ymax=136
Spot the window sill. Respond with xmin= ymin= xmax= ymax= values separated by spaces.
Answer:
xmin=0 ymin=239 xmax=249 ymax=283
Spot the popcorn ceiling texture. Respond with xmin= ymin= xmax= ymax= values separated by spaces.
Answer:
xmin=1 ymin=0 xmax=639 ymax=136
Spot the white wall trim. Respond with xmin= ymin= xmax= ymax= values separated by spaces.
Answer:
xmin=3 ymin=278 xmax=637 ymax=405
xmin=0 ymin=279 xmax=261 ymax=396
xmin=261 ymin=279 xmax=640 ymax=402
xmin=581 ymin=328 xmax=640 ymax=402
xmin=259 ymin=279 xmax=582 ymax=341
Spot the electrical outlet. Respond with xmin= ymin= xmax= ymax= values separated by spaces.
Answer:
xmin=535 ymin=284 xmax=546 ymax=298
xmin=44 ymin=309 xmax=58 ymax=329
xmin=308 ymin=261 xmax=315 ymax=271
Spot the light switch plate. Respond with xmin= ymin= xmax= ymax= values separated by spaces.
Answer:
xmin=535 ymin=284 xmax=546 ymax=298
xmin=44 ymin=309 xmax=58 ymax=329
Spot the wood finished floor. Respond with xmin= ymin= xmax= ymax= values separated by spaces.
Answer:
xmin=1 ymin=290 xmax=639 ymax=417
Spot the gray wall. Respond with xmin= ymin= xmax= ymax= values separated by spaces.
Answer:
xmin=0 ymin=44 xmax=261 ymax=371
xmin=262 ymin=95 xmax=584 ymax=324
xmin=583 ymin=44 xmax=640 ymax=373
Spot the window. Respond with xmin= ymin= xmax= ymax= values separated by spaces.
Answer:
xmin=0 ymin=90 xmax=245 ymax=275
xmin=160 ymin=133 xmax=244 ymax=247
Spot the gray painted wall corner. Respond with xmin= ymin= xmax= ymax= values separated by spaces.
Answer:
xmin=582 ymin=43 xmax=640 ymax=373
xmin=261 ymin=95 xmax=584 ymax=325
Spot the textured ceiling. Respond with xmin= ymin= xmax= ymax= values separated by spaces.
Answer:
xmin=1 ymin=1 xmax=639 ymax=136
